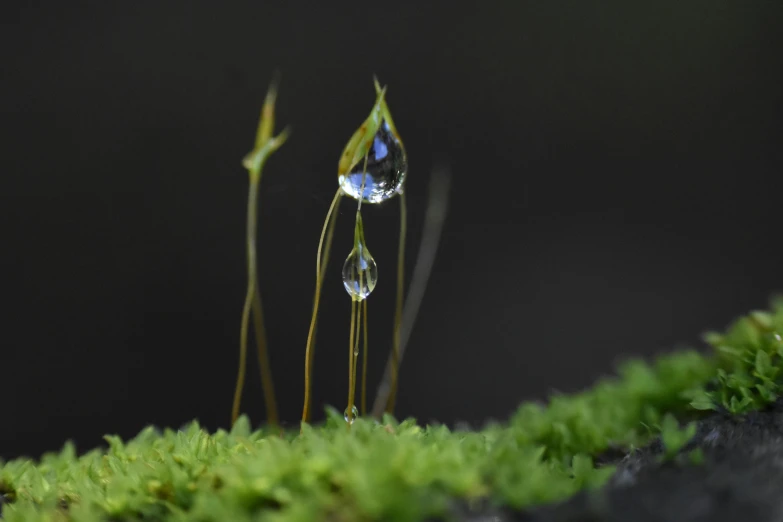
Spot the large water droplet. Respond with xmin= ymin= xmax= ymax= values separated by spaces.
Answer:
xmin=342 ymin=245 xmax=378 ymax=301
xmin=338 ymin=120 xmax=407 ymax=204
xmin=344 ymin=405 xmax=359 ymax=424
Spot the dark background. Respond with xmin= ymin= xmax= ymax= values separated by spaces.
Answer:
xmin=2 ymin=1 xmax=782 ymax=460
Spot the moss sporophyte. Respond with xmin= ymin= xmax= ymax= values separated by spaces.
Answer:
xmin=231 ymin=75 xmax=289 ymax=428
xmin=5 ymin=74 xmax=783 ymax=522
xmin=302 ymin=77 xmax=409 ymax=428
xmin=228 ymin=77 xmax=412 ymax=433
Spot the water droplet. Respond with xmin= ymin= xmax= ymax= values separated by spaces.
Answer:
xmin=344 ymin=405 xmax=359 ymax=424
xmin=775 ymin=333 xmax=782 ymax=342
xmin=338 ymin=120 xmax=407 ymax=204
xmin=342 ymin=245 xmax=378 ymax=301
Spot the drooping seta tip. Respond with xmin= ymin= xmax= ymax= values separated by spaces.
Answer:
xmin=337 ymin=79 xmax=408 ymax=204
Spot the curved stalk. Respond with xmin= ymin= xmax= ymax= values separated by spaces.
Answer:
xmin=386 ymin=191 xmax=407 ymax=414
xmin=232 ymin=176 xmax=261 ymax=425
xmin=232 ymin=76 xmax=288 ymax=427
xmin=302 ymin=189 xmax=342 ymax=425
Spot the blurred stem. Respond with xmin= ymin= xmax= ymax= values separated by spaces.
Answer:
xmin=233 ymin=166 xmax=279 ymax=426
xmin=386 ymin=191 xmax=407 ymax=414
xmin=232 ymin=77 xmax=288 ymax=427
xmin=372 ymin=166 xmax=450 ymax=419
xmin=233 ymin=171 xmax=261 ymax=425
xmin=252 ymin=270 xmax=278 ymax=426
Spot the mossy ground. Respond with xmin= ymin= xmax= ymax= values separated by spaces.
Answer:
xmin=3 ymin=299 xmax=783 ymax=522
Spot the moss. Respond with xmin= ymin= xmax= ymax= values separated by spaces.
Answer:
xmin=683 ymin=296 xmax=783 ymax=415
xmin=3 ymin=299 xmax=783 ymax=522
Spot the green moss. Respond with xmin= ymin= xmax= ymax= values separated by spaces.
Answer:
xmin=683 ymin=296 xmax=783 ymax=414
xmin=3 ymin=299 xmax=783 ymax=522
xmin=658 ymin=414 xmax=697 ymax=463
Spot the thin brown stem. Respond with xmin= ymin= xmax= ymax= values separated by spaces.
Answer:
xmin=232 ymin=287 xmax=253 ymax=425
xmin=234 ymin=77 xmax=288 ymax=428
xmin=386 ymin=191 xmax=407 ymax=414
xmin=232 ymin=175 xmax=261 ymax=425
xmin=346 ymin=299 xmax=358 ymax=426
xmin=252 ymin=286 xmax=278 ymax=426
xmin=349 ymin=298 xmax=362 ymax=426
xmin=320 ymin=194 xmax=341 ymax=290
xmin=361 ymin=299 xmax=369 ymax=416
xmin=302 ymin=189 xmax=342 ymax=425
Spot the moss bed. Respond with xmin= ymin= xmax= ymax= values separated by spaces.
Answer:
xmin=3 ymin=299 xmax=783 ymax=522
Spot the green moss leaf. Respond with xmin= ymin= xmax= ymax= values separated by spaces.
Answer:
xmin=230 ymin=415 xmax=252 ymax=438
xmin=755 ymin=350 xmax=772 ymax=378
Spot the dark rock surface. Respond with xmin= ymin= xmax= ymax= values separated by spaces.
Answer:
xmin=451 ymin=400 xmax=783 ymax=522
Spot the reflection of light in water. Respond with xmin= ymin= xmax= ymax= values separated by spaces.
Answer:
xmin=373 ymin=137 xmax=388 ymax=160
xmin=342 ymin=244 xmax=378 ymax=301
xmin=338 ymin=121 xmax=406 ymax=204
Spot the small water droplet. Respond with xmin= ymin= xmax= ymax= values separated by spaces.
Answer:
xmin=344 ymin=405 xmax=359 ymax=424
xmin=342 ymin=245 xmax=378 ymax=300
xmin=775 ymin=333 xmax=782 ymax=342
xmin=338 ymin=120 xmax=407 ymax=204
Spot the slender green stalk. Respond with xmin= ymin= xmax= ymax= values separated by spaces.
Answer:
xmin=252 ymin=275 xmax=278 ymax=425
xmin=361 ymin=299 xmax=369 ymax=416
xmin=309 ymin=197 xmax=341 ymax=391
xmin=232 ymin=176 xmax=261 ymax=425
xmin=302 ymin=188 xmax=342 ymax=425
xmin=347 ymin=161 xmax=369 ymax=422
xmin=346 ymin=298 xmax=358 ymax=429
xmin=386 ymin=191 xmax=407 ymax=414
xmin=235 ymin=171 xmax=280 ymax=426
xmin=232 ymin=78 xmax=289 ymax=426
xmin=350 ymin=299 xmax=362 ymax=423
